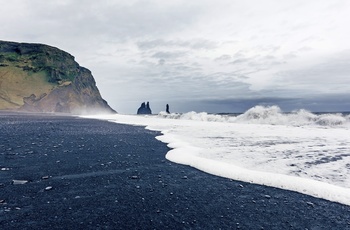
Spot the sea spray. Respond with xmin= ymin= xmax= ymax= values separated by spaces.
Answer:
xmin=158 ymin=105 xmax=349 ymax=127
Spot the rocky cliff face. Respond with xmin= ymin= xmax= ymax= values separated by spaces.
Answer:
xmin=0 ymin=40 xmax=115 ymax=114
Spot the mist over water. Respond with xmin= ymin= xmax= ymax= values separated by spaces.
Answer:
xmin=83 ymin=105 xmax=350 ymax=206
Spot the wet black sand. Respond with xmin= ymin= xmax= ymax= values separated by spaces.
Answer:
xmin=1 ymin=112 xmax=350 ymax=229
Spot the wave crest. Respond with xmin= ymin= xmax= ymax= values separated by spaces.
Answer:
xmin=158 ymin=106 xmax=349 ymax=127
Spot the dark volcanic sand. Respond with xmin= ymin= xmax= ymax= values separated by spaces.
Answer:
xmin=0 ymin=112 xmax=350 ymax=230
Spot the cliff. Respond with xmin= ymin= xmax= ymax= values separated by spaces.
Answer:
xmin=0 ymin=40 xmax=115 ymax=114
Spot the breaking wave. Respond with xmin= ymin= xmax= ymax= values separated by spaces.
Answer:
xmin=158 ymin=105 xmax=350 ymax=127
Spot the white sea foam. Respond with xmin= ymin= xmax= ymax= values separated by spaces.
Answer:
xmin=82 ymin=106 xmax=350 ymax=206
xmin=158 ymin=105 xmax=350 ymax=127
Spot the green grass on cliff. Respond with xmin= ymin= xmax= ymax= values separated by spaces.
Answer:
xmin=0 ymin=50 xmax=76 ymax=110
xmin=0 ymin=65 xmax=56 ymax=109
xmin=0 ymin=51 xmax=77 ymax=83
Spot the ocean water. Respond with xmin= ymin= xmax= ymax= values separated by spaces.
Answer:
xmin=83 ymin=105 xmax=350 ymax=206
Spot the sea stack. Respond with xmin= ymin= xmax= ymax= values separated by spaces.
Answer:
xmin=137 ymin=101 xmax=152 ymax=114
xmin=0 ymin=40 xmax=115 ymax=114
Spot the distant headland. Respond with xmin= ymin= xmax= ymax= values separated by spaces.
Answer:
xmin=0 ymin=40 xmax=115 ymax=114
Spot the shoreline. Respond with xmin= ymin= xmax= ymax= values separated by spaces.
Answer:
xmin=1 ymin=112 xmax=350 ymax=229
xmin=86 ymin=113 xmax=350 ymax=207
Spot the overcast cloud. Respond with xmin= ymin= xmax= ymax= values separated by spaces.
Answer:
xmin=1 ymin=0 xmax=350 ymax=113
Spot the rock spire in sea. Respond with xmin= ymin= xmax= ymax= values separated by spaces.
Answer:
xmin=137 ymin=101 xmax=152 ymax=114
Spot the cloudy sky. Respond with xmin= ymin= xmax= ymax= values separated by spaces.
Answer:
xmin=1 ymin=0 xmax=350 ymax=113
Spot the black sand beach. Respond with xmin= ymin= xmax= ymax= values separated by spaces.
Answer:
xmin=1 ymin=112 xmax=350 ymax=229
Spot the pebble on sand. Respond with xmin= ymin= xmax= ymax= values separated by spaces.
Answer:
xmin=12 ymin=180 xmax=29 ymax=185
xmin=45 ymin=186 xmax=53 ymax=191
